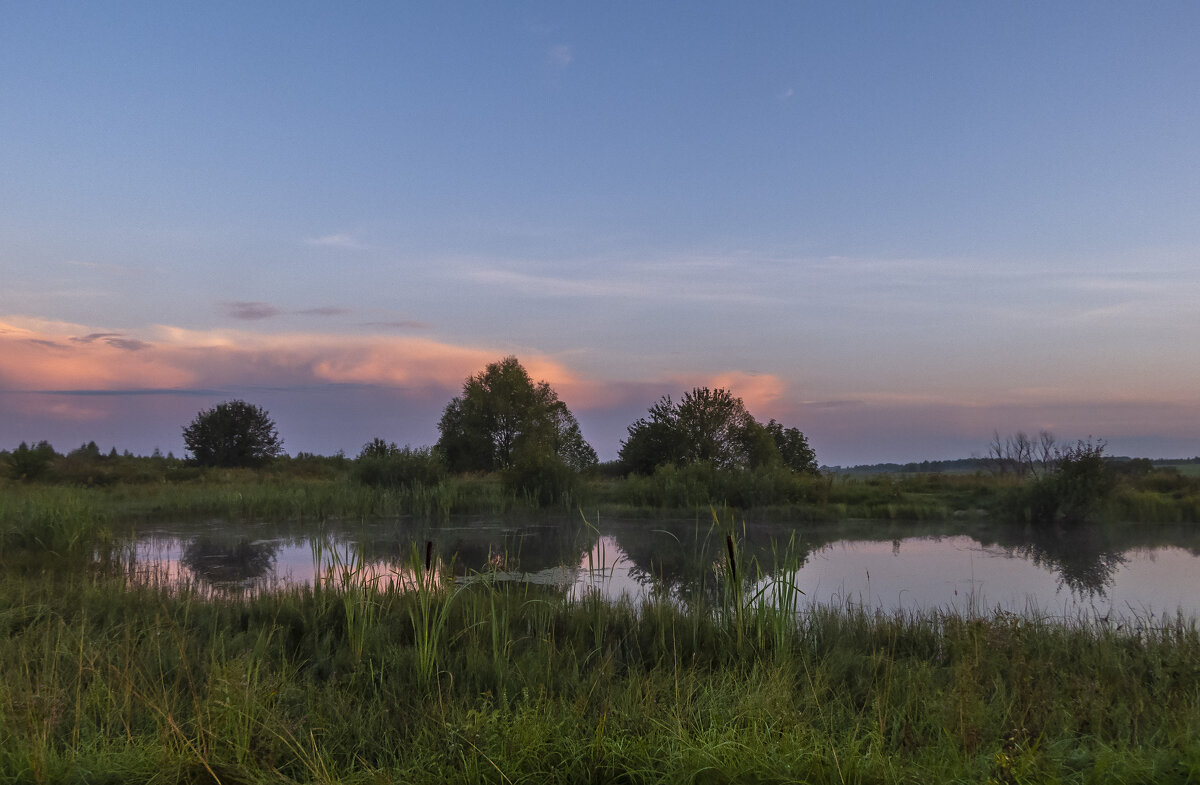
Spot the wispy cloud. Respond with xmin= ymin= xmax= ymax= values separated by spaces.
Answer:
xmin=547 ymin=44 xmax=572 ymax=69
xmin=67 ymin=260 xmax=136 ymax=275
xmin=363 ymin=320 xmax=432 ymax=330
xmin=459 ymin=257 xmax=778 ymax=304
xmin=69 ymin=333 xmax=150 ymax=351
xmin=304 ymin=233 xmax=369 ymax=250
xmin=104 ymin=338 xmax=151 ymax=351
xmin=298 ymin=306 xmax=352 ymax=317
xmin=464 ymin=268 xmax=646 ymax=298
xmin=223 ymin=302 xmax=281 ymax=320
xmin=222 ymin=302 xmax=354 ymax=320
xmin=70 ymin=333 xmax=123 ymax=344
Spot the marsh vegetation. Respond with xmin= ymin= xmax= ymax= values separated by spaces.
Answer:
xmin=2 ymin=512 xmax=1199 ymax=783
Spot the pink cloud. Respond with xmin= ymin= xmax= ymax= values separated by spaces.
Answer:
xmin=5 ymin=316 xmax=1197 ymax=464
xmin=0 ymin=318 xmax=591 ymax=404
xmin=703 ymin=371 xmax=787 ymax=414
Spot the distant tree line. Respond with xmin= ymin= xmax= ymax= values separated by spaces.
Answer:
xmin=5 ymin=356 xmax=821 ymax=503
xmin=11 ymin=356 xmax=1193 ymax=521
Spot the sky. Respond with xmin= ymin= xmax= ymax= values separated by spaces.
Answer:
xmin=2 ymin=2 xmax=1199 ymax=466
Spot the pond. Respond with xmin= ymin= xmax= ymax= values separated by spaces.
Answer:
xmin=123 ymin=515 xmax=1200 ymax=625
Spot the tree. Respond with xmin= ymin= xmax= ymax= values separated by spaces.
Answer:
xmin=987 ymin=430 xmax=1057 ymax=478
xmin=618 ymin=396 xmax=689 ymax=475
xmin=1048 ymin=439 xmax=1113 ymax=525
xmin=996 ymin=434 xmax=1114 ymax=526
xmin=182 ymin=400 xmax=283 ymax=467
xmin=764 ymin=419 xmax=819 ymax=474
xmin=7 ymin=441 xmax=57 ymax=481
xmin=619 ymin=387 xmax=817 ymax=474
xmin=436 ymin=356 xmax=597 ymax=473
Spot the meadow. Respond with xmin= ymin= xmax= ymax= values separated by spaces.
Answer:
xmin=2 ymin=536 xmax=1199 ymax=784
xmin=3 ymin=455 xmax=1200 ymax=782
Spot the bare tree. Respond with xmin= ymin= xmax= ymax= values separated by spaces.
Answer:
xmin=988 ymin=430 xmax=1057 ymax=478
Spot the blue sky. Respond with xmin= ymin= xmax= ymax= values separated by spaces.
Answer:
xmin=3 ymin=2 xmax=1199 ymax=465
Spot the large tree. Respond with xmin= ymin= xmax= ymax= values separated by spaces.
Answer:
xmin=436 ymin=356 xmax=597 ymax=473
xmin=182 ymin=400 xmax=283 ymax=467
xmin=620 ymin=387 xmax=817 ymax=475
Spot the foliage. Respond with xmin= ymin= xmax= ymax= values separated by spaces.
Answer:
xmin=436 ymin=356 xmax=597 ymax=473
xmin=182 ymin=400 xmax=283 ymax=467
xmin=503 ymin=445 xmax=581 ymax=507
xmin=620 ymin=388 xmax=817 ymax=480
xmin=764 ymin=418 xmax=819 ymax=474
xmin=353 ymin=439 xmax=447 ymax=489
xmin=1000 ymin=438 xmax=1115 ymax=526
xmin=620 ymin=388 xmax=763 ymax=472
xmin=1052 ymin=439 xmax=1115 ymax=523
xmin=6 ymin=441 xmax=56 ymax=481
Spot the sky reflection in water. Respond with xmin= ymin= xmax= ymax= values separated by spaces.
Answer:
xmin=126 ymin=519 xmax=1200 ymax=624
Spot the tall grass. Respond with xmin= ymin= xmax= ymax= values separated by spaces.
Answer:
xmin=2 ymin=545 xmax=1199 ymax=783
xmin=0 ymin=486 xmax=115 ymax=559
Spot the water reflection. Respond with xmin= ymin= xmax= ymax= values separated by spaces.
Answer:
xmin=124 ymin=517 xmax=1200 ymax=622
xmin=999 ymin=527 xmax=1126 ymax=597
xmin=179 ymin=537 xmax=278 ymax=587
xmin=612 ymin=521 xmax=813 ymax=608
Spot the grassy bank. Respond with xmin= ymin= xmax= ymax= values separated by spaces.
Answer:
xmin=6 ymin=466 xmax=1200 ymax=546
xmin=1 ymin=548 xmax=1198 ymax=784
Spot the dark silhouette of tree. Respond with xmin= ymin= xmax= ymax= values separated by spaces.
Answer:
xmin=617 ymin=396 xmax=689 ymax=475
xmin=620 ymin=387 xmax=817 ymax=475
xmin=995 ymin=435 xmax=1114 ymax=526
xmin=182 ymin=400 xmax=283 ymax=467
xmin=436 ymin=356 xmax=597 ymax=473
xmin=764 ymin=419 xmax=818 ymax=474
xmin=7 ymin=441 xmax=57 ymax=481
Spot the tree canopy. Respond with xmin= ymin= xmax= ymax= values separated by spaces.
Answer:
xmin=182 ymin=400 xmax=283 ymax=467
xmin=619 ymin=387 xmax=817 ymax=475
xmin=764 ymin=419 xmax=819 ymax=474
xmin=436 ymin=356 xmax=597 ymax=473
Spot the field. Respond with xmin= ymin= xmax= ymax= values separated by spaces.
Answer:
xmin=3 ymin=546 xmax=1200 ymax=784
xmin=3 ymin=464 xmax=1200 ymax=782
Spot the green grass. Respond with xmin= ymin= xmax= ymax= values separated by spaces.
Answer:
xmin=1 ymin=529 xmax=1199 ymax=784
xmin=7 ymin=456 xmax=1200 ymax=528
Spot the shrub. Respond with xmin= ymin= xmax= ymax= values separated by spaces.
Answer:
xmin=7 ymin=441 xmax=56 ymax=481
xmin=503 ymin=449 xmax=580 ymax=508
xmin=353 ymin=441 xmax=446 ymax=490
xmin=1000 ymin=439 xmax=1114 ymax=526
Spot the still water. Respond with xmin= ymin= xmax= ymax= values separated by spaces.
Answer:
xmin=125 ymin=516 xmax=1200 ymax=624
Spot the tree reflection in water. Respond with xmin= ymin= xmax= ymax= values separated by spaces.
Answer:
xmin=1023 ymin=529 xmax=1126 ymax=597
xmin=127 ymin=516 xmax=1200 ymax=617
xmin=180 ymin=537 xmax=278 ymax=588
xmin=611 ymin=521 xmax=813 ymax=609
xmin=352 ymin=520 xmax=591 ymax=579
xmin=985 ymin=525 xmax=1127 ymax=598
